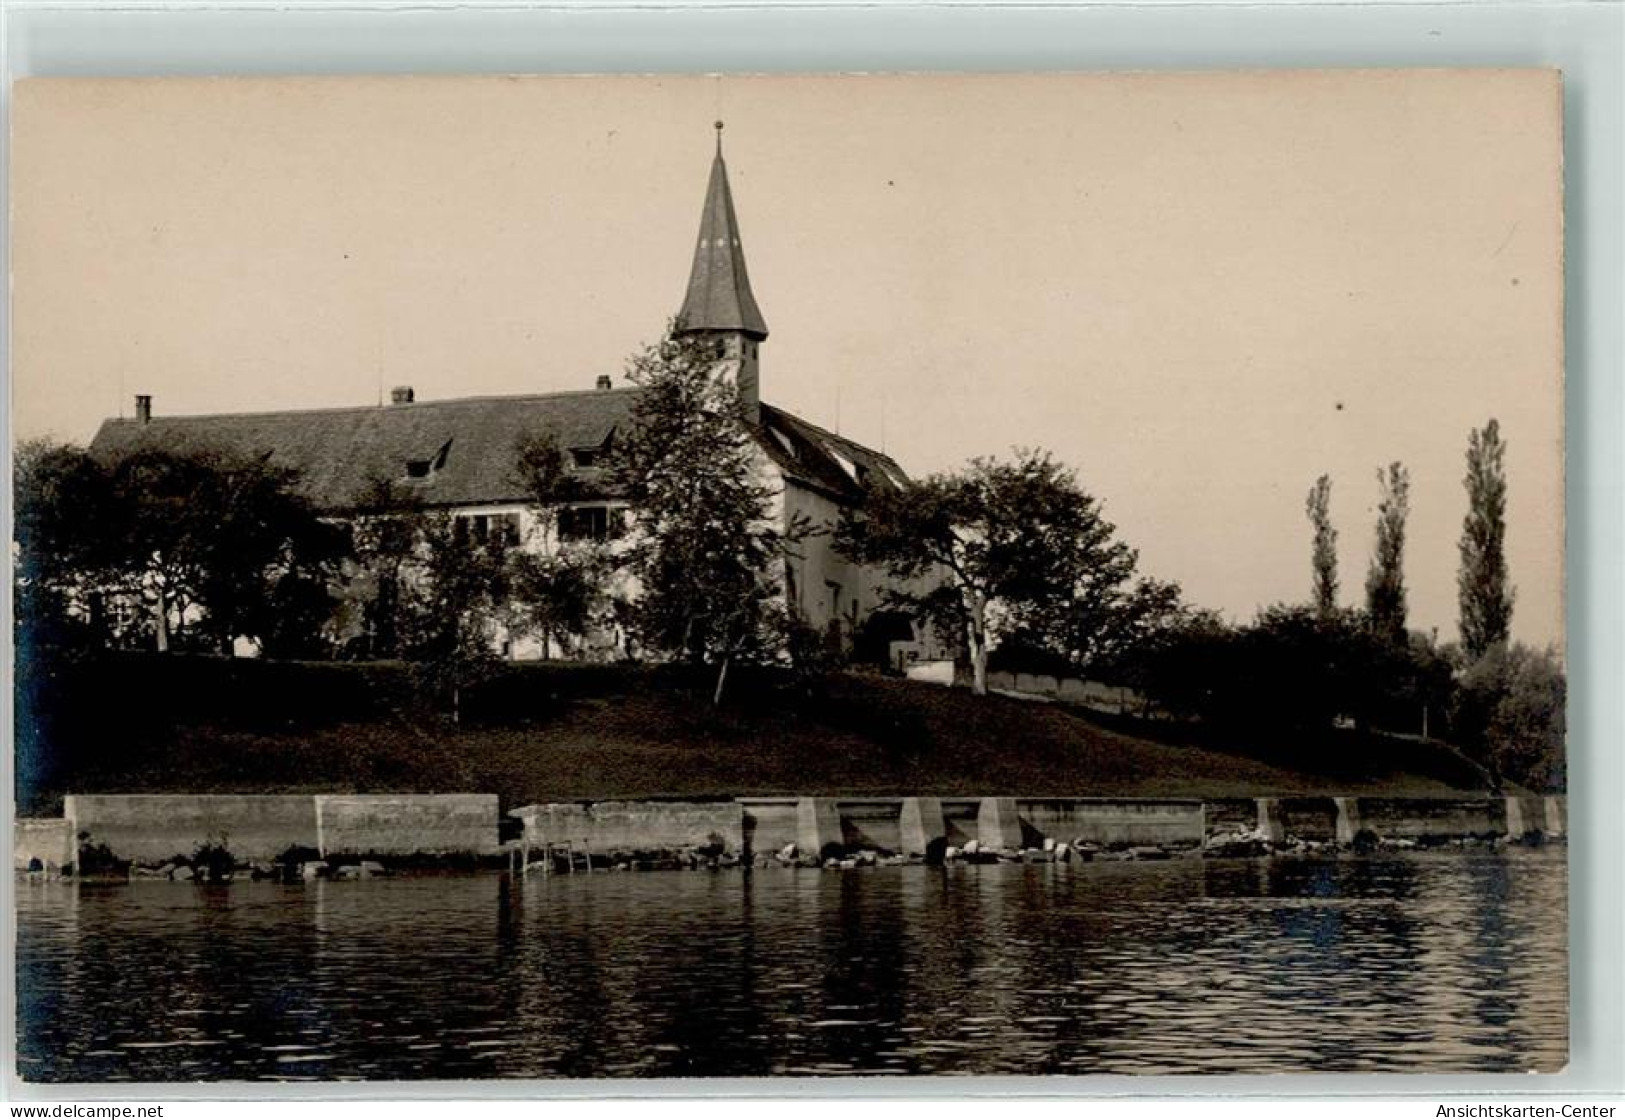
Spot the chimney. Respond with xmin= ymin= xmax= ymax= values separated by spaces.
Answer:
xmin=390 ymin=386 xmax=415 ymax=405
xmin=595 ymin=375 xmax=613 ymax=392
xmin=134 ymin=395 xmax=152 ymax=425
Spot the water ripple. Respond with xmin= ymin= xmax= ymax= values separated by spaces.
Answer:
xmin=15 ymin=849 xmax=1566 ymax=1080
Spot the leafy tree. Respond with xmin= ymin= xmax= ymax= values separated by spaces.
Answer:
xmin=16 ymin=441 xmax=342 ymax=655
xmin=1110 ymin=606 xmax=1232 ymax=719
xmin=1452 ymin=643 xmax=1565 ymax=792
xmin=1365 ymin=461 xmax=1411 ymax=646
xmin=610 ymin=331 xmax=792 ymax=703
xmin=1458 ymin=418 xmax=1515 ymax=659
xmin=835 ymin=449 xmax=1143 ymax=696
xmin=1306 ymin=473 xmax=1338 ymax=617
xmin=507 ymin=430 xmax=615 ymax=658
xmin=401 ymin=512 xmax=513 ymax=724
xmin=13 ymin=440 xmax=122 ymax=650
xmin=344 ymin=478 xmax=429 ymax=659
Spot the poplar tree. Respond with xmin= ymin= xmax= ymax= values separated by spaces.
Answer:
xmin=1306 ymin=474 xmax=1338 ymax=617
xmin=1458 ymin=419 xmax=1515 ymax=659
xmin=1365 ymin=462 xmax=1411 ymax=645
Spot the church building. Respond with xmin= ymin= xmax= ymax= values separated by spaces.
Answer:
xmin=90 ymin=129 xmax=927 ymax=662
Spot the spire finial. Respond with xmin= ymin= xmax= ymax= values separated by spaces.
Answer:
xmin=714 ymin=119 xmax=724 ymax=154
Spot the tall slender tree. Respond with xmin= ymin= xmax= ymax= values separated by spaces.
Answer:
xmin=1305 ymin=474 xmax=1338 ymax=617
xmin=1365 ymin=461 xmax=1411 ymax=645
xmin=610 ymin=331 xmax=791 ymax=704
xmin=1458 ymin=418 xmax=1515 ymax=659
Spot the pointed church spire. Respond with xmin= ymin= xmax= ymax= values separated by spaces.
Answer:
xmin=676 ymin=122 xmax=769 ymax=341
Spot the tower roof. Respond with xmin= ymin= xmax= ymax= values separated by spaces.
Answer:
xmin=676 ymin=126 xmax=769 ymax=341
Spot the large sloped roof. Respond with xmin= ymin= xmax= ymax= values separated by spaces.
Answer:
xmin=88 ymin=389 xmax=909 ymax=512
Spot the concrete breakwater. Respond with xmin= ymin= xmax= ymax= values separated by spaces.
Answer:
xmin=511 ymin=793 xmax=1566 ymax=871
xmin=15 ymin=794 xmax=500 ymax=877
xmin=14 ymin=791 xmax=1565 ymax=877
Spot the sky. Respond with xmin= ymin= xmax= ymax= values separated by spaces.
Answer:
xmin=11 ymin=72 xmax=1564 ymax=649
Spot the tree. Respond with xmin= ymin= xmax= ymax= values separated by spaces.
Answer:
xmin=507 ymin=430 xmax=614 ymax=659
xmin=1306 ymin=473 xmax=1338 ymax=617
xmin=15 ymin=441 xmax=343 ymax=655
xmin=1458 ymin=418 xmax=1515 ymax=659
xmin=105 ymin=445 xmax=345 ymax=654
xmin=13 ymin=440 xmax=122 ymax=650
xmin=1452 ymin=643 xmax=1565 ymax=792
xmin=344 ymin=478 xmax=429 ymax=659
xmin=609 ymin=331 xmax=791 ymax=704
xmin=836 ymin=449 xmax=1141 ymax=696
xmin=1365 ymin=461 xmax=1410 ymax=646
xmin=401 ymin=511 xmax=512 ymax=724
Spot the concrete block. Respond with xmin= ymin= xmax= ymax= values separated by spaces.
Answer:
xmin=899 ymin=797 xmax=946 ymax=856
xmin=515 ymin=800 xmax=742 ymax=855
xmin=15 ymin=819 xmax=74 ymax=871
xmin=1255 ymin=798 xmax=1284 ymax=844
xmin=66 ymin=794 xmax=318 ymax=864
xmin=1333 ymin=797 xmax=1361 ymax=845
xmin=1354 ymin=797 xmax=1503 ymax=840
xmin=316 ymin=794 xmax=498 ymax=857
xmin=738 ymin=798 xmax=799 ymax=856
xmin=977 ymin=797 xmax=1023 ymax=850
xmin=797 ymin=797 xmax=843 ymax=856
xmin=837 ymin=800 xmax=904 ymax=853
xmin=1017 ymin=798 xmax=1204 ymax=848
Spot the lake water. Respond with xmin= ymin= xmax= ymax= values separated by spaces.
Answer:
xmin=16 ymin=849 xmax=1566 ymax=1081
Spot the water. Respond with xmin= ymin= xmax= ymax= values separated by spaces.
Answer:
xmin=16 ymin=849 xmax=1567 ymax=1080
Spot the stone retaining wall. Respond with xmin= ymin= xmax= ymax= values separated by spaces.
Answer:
xmin=317 ymin=794 xmax=499 ymax=857
xmin=14 ymin=818 xmax=74 ymax=871
xmin=1017 ymin=798 xmax=1207 ymax=848
xmin=514 ymin=800 xmax=744 ymax=855
xmin=58 ymin=793 xmax=498 ymax=864
xmin=65 ymin=794 xmax=319 ymax=863
xmin=1355 ymin=796 xmax=1508 ymax=840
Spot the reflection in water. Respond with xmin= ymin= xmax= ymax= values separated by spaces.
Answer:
xmin=16 ymin=850 xmax=1566 ymax=1080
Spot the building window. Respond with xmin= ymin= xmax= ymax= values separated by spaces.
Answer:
xmin=571 ymin=448 xmax=599 ymax=469
xmin=455 ymin=512 xmax=520 ymax=549
xmin=558 ymin=505 xmax=619 ymax=542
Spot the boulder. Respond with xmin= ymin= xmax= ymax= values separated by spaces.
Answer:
xmin=777 ymin=843 xmax=799 ymax=863
xmin=170 ymin=865 xmax=194 ymax=881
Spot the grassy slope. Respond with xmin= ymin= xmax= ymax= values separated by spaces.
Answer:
xmin=15 ymin=655 xmax=1494 ymax=815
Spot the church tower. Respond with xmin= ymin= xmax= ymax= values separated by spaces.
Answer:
xmin=675 ymin=122 xmax=769 ymax=423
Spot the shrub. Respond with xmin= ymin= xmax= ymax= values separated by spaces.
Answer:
xmin=191 ymin=838 xmax=237 ymax=882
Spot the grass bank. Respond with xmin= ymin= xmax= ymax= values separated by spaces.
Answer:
xmin=15 ymin=653 xmax=1495 ymax=816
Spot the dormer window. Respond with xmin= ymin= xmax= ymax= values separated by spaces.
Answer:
xmin=404 ymin=439 xmax=452 ymax=482
xmin=571 ymin=448 xmax=599 ymax=470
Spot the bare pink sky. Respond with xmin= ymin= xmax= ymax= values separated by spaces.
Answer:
xmin=11 ymin=72 xmax=1564 ymax=648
